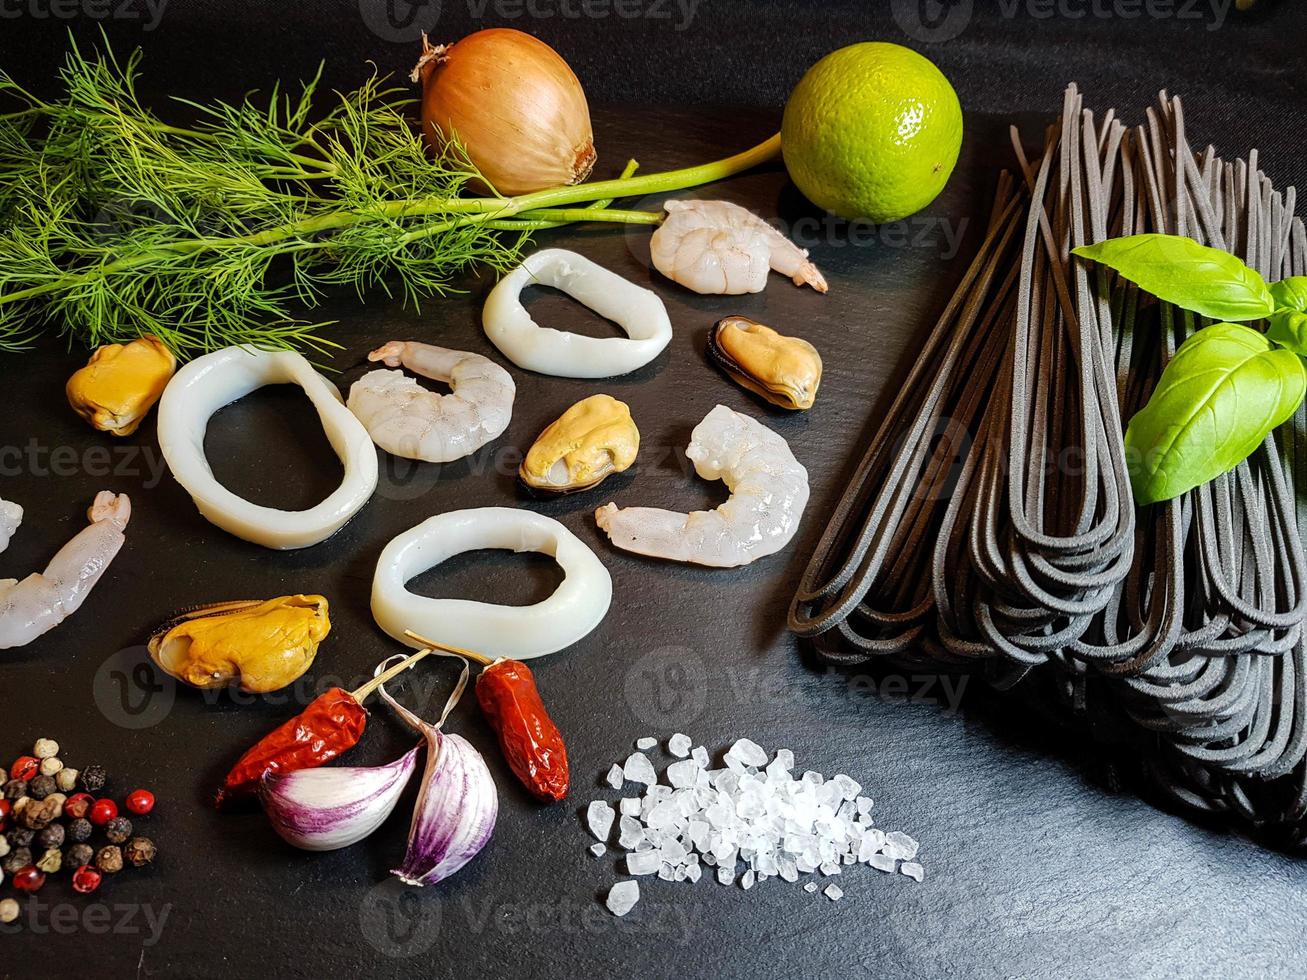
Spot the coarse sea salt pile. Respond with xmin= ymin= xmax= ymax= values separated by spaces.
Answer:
xmin=586 ymin=735 xmax=925 ymax=916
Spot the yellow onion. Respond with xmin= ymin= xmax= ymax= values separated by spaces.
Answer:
xmin=411 ymin=28 xmax=596 ymax=197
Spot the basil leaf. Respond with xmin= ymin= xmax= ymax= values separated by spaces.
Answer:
xmin=1125 ymin=322 xmax=1306 ymax=505
xmin=1271 ymin=276 xmax=1307 ymax=313
xmin=1073 ymin=234 xmax=1276 ymax=322
xmin=1267 ymin=309 xmax=1307 ymax=356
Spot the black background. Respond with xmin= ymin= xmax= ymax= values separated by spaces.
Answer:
xmin=1 ymin=2 xmax=1305 ymax=978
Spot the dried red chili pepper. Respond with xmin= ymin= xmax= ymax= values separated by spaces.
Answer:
xmin=215 ymin=650 xmax=431 ymax=810
xmin=404 ymin=630 xmax=569 ymax=804
xmin=475 ymin=658 xmax=570 ymax=803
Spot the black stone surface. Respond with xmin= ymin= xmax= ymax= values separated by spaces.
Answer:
xmin=1 ymin=4 xmax=1305 ymax=977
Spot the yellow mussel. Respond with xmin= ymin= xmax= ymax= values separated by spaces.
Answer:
xmin=66 ymin=336 xmax=177 ymax=436
xmin=708 ymin=315 xmax=822 ymax=410
xmin=147 ymin=595 xmax=330 ymax=694
xmin=520 ymin=394 xmax=639 ymax=493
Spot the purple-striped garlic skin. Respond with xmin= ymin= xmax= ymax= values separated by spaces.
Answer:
xmin=393 ymin=731 xmax=499 ymax=886
xmin=260 ymin=745 xmax=421 ymax=852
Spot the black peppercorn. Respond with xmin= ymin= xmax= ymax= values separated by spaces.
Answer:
xmin=1 ymin=847 xmax=32 ymax=874
xmin=5 ymin=827 xmax=34 ymax=848
xmin=2 ymin=779 xmax=27 ymax=800
xmin=27 ymin=774 xmax=56 ymax=800
xmin=66 ymin=817 xmax=92 ymax=843
xmin=66 ymin=843 xmax=94 ymax=869
xmin=94 ymin=845 xmax=123 ymax=875
xmin=104 ymin=816 xmax=133 ymax=845
xmin=36 ymin=824 xmax=64 ymax=849
xmin=124 ymin=836 xmax=156 ymax=868
xmin=79 ymin=765 xmax=107 ymax=793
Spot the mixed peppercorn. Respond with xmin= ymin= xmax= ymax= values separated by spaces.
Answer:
xmin=0 ymin=738 xmax=158 ymax=928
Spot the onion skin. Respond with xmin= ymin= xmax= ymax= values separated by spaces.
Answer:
xmin=413 ymin=29 xmax=596 ymax=197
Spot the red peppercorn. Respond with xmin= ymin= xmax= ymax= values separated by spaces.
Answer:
xmin=0 ymin=798 xmax=9 ymax=827
xmin=9 ymin=757 xmax=38 ymax=781
xmin=89 ymin=799 xmax=118 ymax=826
xmin=125 ymin=789 xmax=155 ymax=815
xmin=64 ymin=793 xmax=94 ymax=820
xmin=71 ymin=865 xmax=103 ymax=895
xmin=12 ymin=864 xmax=45 ymax=892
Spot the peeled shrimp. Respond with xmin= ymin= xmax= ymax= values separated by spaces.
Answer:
xmin=0 ymin=492 xmax=131 ymax=649
xmin=0 ymin=498 xmax=21 ymax=554
xmin=347 ymin=341 xmax=515 ymax=463
xmin=650 ymin=200 xmax=828 ymax=295
xmin=595 ymin=404 xmax=808 ymax=568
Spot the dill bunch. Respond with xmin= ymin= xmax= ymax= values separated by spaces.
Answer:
xmin=0 ymin=34 xmax=782 ymax=357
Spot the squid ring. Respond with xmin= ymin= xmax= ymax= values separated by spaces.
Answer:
xmin=371 ymin=507 xmax=612 ymax=659
xmin=158 ymin=347 xmax=378 ymax=550
xmin=482 ymin=248 xmax=673 ymax=378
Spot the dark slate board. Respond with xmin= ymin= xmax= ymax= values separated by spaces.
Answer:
xmin=2 ymin=7 xmax=1306 ymax=977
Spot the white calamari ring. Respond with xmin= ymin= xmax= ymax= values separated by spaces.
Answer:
xmin=372 ymin=506 xmax=612 ymax=659
xmin=158 ymin=347 xmax=378 ymax=550
xmin=482 ymin=248 xmax=673 ymax=378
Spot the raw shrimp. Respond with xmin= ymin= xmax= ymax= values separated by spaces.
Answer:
xmin=0 ymin=498 xmax=21 ymax=554
xmin=0 ymin=492 xmax=131 ymax=650
xmin=594 ymin=404 xmax=808 ymax=568
xmin=649 ymin=200 xmax=829 ymax=295
xmin=348 ymin=341 xmax=515 ymax=463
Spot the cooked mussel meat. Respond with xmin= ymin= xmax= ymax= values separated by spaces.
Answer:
xmin=520 ymin=394 xmax=639 ymax=493
xmin=147 ymin=595 xmax=330 ymax=694
xmin=707 ymin=315 xmax=822 ymax=410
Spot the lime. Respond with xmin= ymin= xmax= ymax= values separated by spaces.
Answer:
xmin=781 ymin=42 xmax=963 ymax=224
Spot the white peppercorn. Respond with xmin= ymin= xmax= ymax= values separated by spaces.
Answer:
xmin=0 ymin=897 xmax=17 ymax=924
xmin=55 ymin=768 xmax=78 ymax=793
xmin=38 ymin=757 xmax=63 ymax=777
xmin=36 ymin=847 xmax=61 ymax=874
xmin=32 ymin=738 xmax=59 ymax=760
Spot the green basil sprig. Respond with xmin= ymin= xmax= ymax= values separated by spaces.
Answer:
xmin=1073 ymin=235 xmax=1307 ymax=504
xmin=1124 ymin=323 xmax=1306 ymax=505
xmin=1073 ymin=235 xmax=1276 ymax=322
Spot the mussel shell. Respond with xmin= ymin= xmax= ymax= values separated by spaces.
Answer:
xmin=707 ymin=315 xmax=822 ymax=411
xmin=518 ymin=394 xmax=639 ymax=494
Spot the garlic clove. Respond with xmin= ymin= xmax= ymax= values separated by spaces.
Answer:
xmin=259 ymin=744 xmax=421 ymax=852
xmin=393 ymin=730 xmax=498 ymax=886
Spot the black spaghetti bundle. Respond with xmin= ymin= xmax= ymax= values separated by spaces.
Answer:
xmin=789 ymin=86 xmax=1307 ymax=847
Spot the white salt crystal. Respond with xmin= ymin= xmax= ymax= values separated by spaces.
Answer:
xmin=626 ymin=851 xmax=661 ymax=875
xmin=686 ymin=863 xmax=702 ymax=883
xmin=619 ymin=797 xmax=641 ymax=817
xmin=803 ymin=882 xmax=818 ymax=894
xmin=900 ymin=861 xmax=924 ymax=882
xmin=636 ymin=737 xmax=658 ymax=751
xmin=669 ymin=733 xmax=692 ymax=757
xmin=605 ymin=763 xmax=624 ymax=789
xmin=830 ymin=774 xmax=861 ymax=801
xmin=623 ymin=752 xmax=657 ymax=786
xmin=868 ymin=853 xmax=897 ymax=873
xmin=667 ymin=759 xmax=700 ymax=789
xmin=823 ymin=884 xmax=843 ymax=902
xmin=726 ymin=738 xmax=768 ymax=768
xmin=586 ymin=800 xmax=615 ymax=842
xmin=856 ymin=796 xmax=873 ymax=815
xmin=819 ymin=861 xmax=841 ymax=876
xmin=589 ymin=843 xmax=606 ymax=857
xmin=740 ymin=870 xmax=755 ymax=891
xmin=717 ymin=867 xmax=734 ymax=886
xmin=884 ymin=831 xmax=919 ymax=861
xmin=658 ymin=863 xmax=675 ymax=881
xmin=606 ymin=880 xmax=640 ymax=916
xmin=618 ymin=815 xmax=645 ymax=850
xmin=773 ymin=748 xmax=795 ymax=770
xmin=691 ymin=745 xmax=710 ymax=768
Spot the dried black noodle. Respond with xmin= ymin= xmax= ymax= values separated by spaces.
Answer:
xmin=789 ymin=85 xmax=1307 ymax=847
